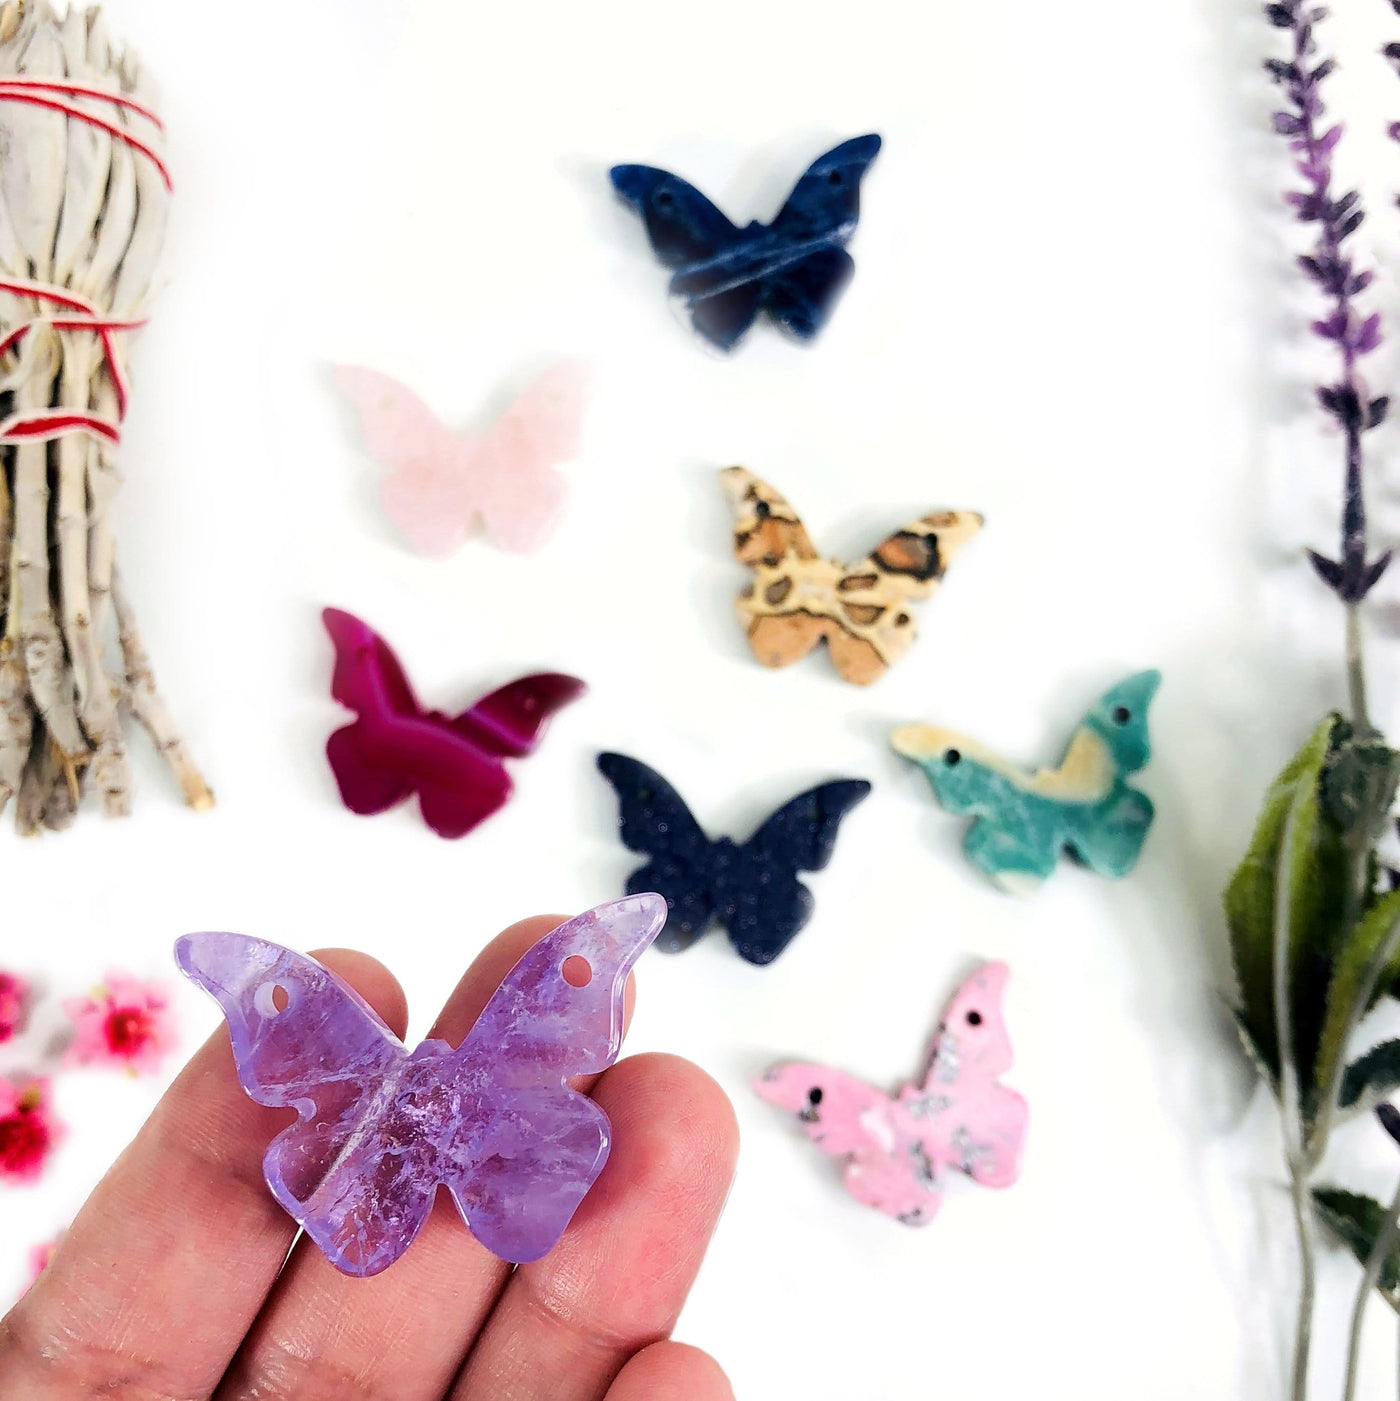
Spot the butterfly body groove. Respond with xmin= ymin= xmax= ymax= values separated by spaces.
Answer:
xmin=334 ymin=362 xmax=585 ymax=556
xmin=175 ymin=896 xmax=666 ymax=1275
xmin=755 ymin=963 xmax=1027 ymax=1223
xmin=596 ymin=752 xmax=870 ymax=965
xmin=323 ymin=608 xmax=584 ymax=838
xmin=892 ymin=671 xmax=1161 ymax=893
xmin=722 ymin=467 xmax=983 ymax=685
xmin=610 ymin=135 xmax=881 ymax=350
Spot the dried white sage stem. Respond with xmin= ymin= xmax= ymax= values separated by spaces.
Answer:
xmin=0 ymin=0 xmax=209 ymax=831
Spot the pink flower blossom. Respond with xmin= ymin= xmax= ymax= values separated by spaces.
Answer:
xmin=0 ymin=971 xmax=27 ymax=1043
xmin=0 ymin=1078 xmax=59 ymax=1184
xmin=25 ymin=1234 xmax=61 ymax=1291
xmin=64 ymin=975 xmax=177 ymax=1075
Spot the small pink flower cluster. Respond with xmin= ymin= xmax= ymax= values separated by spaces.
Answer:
xmin=0 ymin=971 xmax=28 ymax=1044
xmin=63 ymin=976 xmax=177 ymax=1076
xmin=0 ymin=1079 xmax=58 ymax=1185
xmin=0 ymin=970 xmax=177 ymax=1193
xmin=24 ymin=1233 xmax=61 ymax=1292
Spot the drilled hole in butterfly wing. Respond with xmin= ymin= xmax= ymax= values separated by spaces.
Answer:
xmin=562 ymin=956 xmax=593 ymax=988
xmin=255 ymin=983 xmax=291 ymax=1016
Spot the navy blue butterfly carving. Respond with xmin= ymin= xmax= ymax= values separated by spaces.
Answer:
xmin=609 ymin=134 xmax=882 ymax=352
xmin=596 ymin=752 xmax=871 ymax=965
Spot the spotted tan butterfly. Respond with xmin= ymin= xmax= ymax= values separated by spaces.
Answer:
xmin=720 ymin=467 xmax=983 ymax=685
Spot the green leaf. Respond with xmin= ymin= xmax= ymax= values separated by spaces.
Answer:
xmin=1314 ymin=1188 xmax=1400 ymax=1311
xmin=1225 ymin=716 xmax=1348 ymax=1089
xmin=1232 ymin=1010 xmax=1278 ymax=1095
xmin=1341 ymin=1040 xmax=1400 ymax=1114
xmin=1316 ymin=890 xmax=1400 ymax=1109
xmin=1321 ymin=734 xmax=1400 ymax=840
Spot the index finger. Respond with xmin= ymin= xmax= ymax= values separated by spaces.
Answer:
xmin=0 ymin=949 xmax=407 ymax=1400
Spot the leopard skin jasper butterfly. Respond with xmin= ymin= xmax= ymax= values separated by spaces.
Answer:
xmin=720 ymin=468 xmax=984 ymax=685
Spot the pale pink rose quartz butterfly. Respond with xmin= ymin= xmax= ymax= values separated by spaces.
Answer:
xmin=754 ymin=962 xmax=1027 ymax=1224
xmin=334 ymin=361 xmax=586 ymax=557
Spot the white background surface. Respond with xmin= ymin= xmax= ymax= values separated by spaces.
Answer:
xmin=9 ymin=0 xmax=1400 ymax=1396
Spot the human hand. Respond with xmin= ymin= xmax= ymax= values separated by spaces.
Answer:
xmin=0 ymin=915 xmax=739 ymax=1399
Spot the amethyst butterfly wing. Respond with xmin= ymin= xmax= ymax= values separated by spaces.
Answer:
xmin=176 ymin=894 xmax=666 ymax=1276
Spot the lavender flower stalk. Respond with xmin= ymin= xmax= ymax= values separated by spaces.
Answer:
xmin=1267 ymin=1 xmax=1391 ymax=727
xmin=1246 ymin=11 xmax=1400 ymax=1400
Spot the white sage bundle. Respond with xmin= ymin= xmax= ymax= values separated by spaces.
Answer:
xmin=0 ymin=0 xmax=209 ymax=833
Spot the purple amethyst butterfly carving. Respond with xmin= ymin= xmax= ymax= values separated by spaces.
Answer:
xmin=175 ymin=895 xmax=666 ymax=1276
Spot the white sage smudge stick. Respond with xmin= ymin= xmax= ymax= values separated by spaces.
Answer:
xmin=0 ymin=0 xmax=210 ymax=832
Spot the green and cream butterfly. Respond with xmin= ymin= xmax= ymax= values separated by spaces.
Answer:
xmin=893 ymin=672 xmax=1161 ymax=894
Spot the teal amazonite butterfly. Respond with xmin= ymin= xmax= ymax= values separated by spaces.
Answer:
xmin=892 ymin=672 xmax=1161 ymax=894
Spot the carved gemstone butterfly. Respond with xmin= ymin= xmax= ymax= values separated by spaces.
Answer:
xmin=596 ymin=752 xmax=870 ymax=965
xmin=892 ymin=671 xmax=1161 ymax=893
xmin=754 ymin=962 xmax=1027 ymax=1225
xmin=610 ymin=134 xmax=882 ymax=351
xmin=323 ymin=607 xmax=584 ymax=839
xmin=334 ymin=361 xmax=586 ymax=556
xmin=722 ymin=467 xmax=983 ymax=686
xmin=176 ymin=895 xmax=666 ymax=1275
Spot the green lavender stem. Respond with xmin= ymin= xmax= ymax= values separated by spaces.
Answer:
xmin=1274 ymin=790 xmax=1315 ymax=1401
xmin=1347 ymin=605 xmax=1370 ymax=735
xmin=1342 ymin=1178 xmax=1400 ymax=1401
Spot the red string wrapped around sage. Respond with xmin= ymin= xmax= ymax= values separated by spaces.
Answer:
xmin=0 ymin=1 xmax=209 ymax=832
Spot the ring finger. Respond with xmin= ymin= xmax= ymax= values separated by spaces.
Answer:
xmin=450 ymin=1052 xmax=739 ymax=1401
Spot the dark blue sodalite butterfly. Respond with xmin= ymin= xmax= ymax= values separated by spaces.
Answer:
xmin=609 ymin=134 xmax=882 ymax=352
xmin=596 ymin=752 xmax=871 ymax=965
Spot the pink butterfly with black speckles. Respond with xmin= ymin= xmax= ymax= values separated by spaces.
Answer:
xmin=755 ymin=963 xmax=1027 ymax=1224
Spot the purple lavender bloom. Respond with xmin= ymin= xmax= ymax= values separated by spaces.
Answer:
xmin=1267 ymin=1 xmax=1391 ymax=601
